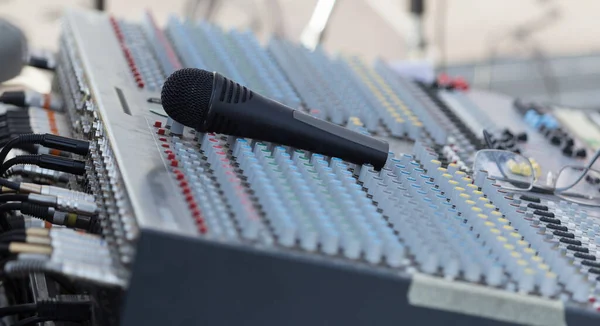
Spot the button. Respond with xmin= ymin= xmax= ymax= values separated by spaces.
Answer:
xmin=546 ymin=224 xmax=567 ymax=232
xmin=539 ymin=217 xmax=561 ymax=225
xmin=527 ymin=203 xmax=548 ymax=211
xmin=154 ymin=121 xmax=162 ymax=128
xmin=502 ymin=129 xmax=514 ymax=140
xmin=553 ymin=230 xmax=575 ymax=239
xmin=574 ymin=252 xmax=596 ymax=261
xmin=534 ymin=210 xmax=555 ymax=218
xmin=562 ymin=146 xmax=574 ymax=156
xmin=567 ymin=245 xmax=589 ymax=253
xmin=582 ymin=260 xmax=600 ymax=268
xmin=560 ymin=238 xmax=581 ymax=246
xmin=520 ymin=195 xmax=541 ymax=203
xmin=576 ymin=148 xmax=587 ymax=158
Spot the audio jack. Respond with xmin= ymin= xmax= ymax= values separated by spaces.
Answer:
xmin=0 ymin=133 xmax=90 ymax=165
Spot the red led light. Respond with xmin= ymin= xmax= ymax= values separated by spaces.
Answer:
xmin=170 ymin=159 xmax=179 ymax=167
xmin=157 ymin=128 xmax=166 ymax=135
xmin=167 ymin=153 xmax=175 ymax=160
xmin=154 ymin=121 xmax=162 ymax=128
xmin=191 ymin=208 xmax=201 ymax=218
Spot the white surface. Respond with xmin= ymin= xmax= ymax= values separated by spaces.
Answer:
xmin=0 ymin=0 xmax=599 ymax=64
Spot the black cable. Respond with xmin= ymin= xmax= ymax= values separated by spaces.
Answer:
xmin=1 ymin=169 xmax=15 ymax=179
xmin=0 ymin=179 xmax=19 ymax=191
xmin=0 ymin=235 xmax=25 ymax=243
xmin=0 ymin=196 xmax=29 ymax=232
xmin=0 ymin=203 xmax=22 ymax=215
xmin=0 ymin=155 xmax=86 ymax=177
xmin=0 ymin=203 xmax=21 ymax=231
xmin=12 ymin=315 xmax=52 ymax=326
xmin=0 ymin=134 xmax=90 ymax=166
xmin=0 ymin=92 xmax=25 ymax=108
xmin=0 ymin=135 xmax=43 ymax=165
xmin=0 ymin=195 xmax=27 ymax=204
xmin=44 ymin=274 xmax=76 ymax=295
xmin=0 ymin=231 xmax=24 ymax=240
xmin=27 ymin=56 xmax=54 ymax=71
xmin=0 ymin=303 xmax=35 ymax=317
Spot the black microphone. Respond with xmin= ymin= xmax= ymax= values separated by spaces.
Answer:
xmin=161 ymin=68 xmax=389 ymax=170
xmin=0 ymin=18 xmax=27 ymax=83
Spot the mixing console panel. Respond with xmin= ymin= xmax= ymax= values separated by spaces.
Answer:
xmin=51 ymin=8 xmax=600 ymax=326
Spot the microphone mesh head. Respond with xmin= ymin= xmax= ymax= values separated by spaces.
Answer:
xmin=161 ymin=68 xmax=214 ymax=128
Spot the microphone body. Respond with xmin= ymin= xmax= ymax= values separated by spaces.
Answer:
xmin=161 ymin=69 xmax=390 ymax=169
xmin=0 ymin=18 xmax=27 ymax=83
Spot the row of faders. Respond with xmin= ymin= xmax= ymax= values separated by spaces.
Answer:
xmin=164 ymin=16 xmax=454 ymax=148
xmin=161 ymin=17 xmax=600 ymax=324
xmin=56 ymin=9 xmax=600 ymax=325
xmin=146 ymin=113 xmax=600 ymax=325
xmin=165 ymin=17 xmax=301 ymax=109
xmin=413 ymin=140 xmax=600 ymax=300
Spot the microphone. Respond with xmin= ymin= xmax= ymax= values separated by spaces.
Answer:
xmin=0 ymin=18 xmax=56 ymax=84
xmin=161 ymin=68 xmax=390 ymax=169
xmin=0 ymin=18 xmax=27 ymax=83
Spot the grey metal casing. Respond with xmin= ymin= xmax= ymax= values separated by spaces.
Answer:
xmin=122 ymin=229 xmax=599 ymax=326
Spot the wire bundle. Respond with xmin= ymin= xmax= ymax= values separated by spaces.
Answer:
xmin=0 ymin=133 xmax=100 ymax=324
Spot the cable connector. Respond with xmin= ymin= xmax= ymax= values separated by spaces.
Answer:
xmin=0 ymin=134 xmax=90 ymax=166
xmin=36 ymin=296 xmax=91 ymax=321
xmin=18 ymin=182 xmax=42 ymax=194
xmin=20 ymin=185 xmax=97 ymax=208
xmin=1 ymin=154 xmax=86 ymax=176
xmin=0 ymin=91 xmax=26 ymax=107
xmin=55 ymin=196 xmax=97 ymax=215
xmin=17 ymin=164 xmax=71 ymax=183
xmin=40 ymin=185 xmax=95 ymax=203
xmin=19 ymin=202 xmax=55 ymax=220
xmin=28 ymin=193 xmax=97 ymax=216
xmin=0 ymin=90 xmax=62 ymax=110
xmin=27 ymin=193 xmax=97 ymax=216
xmin=27 ymin=194 xmax=57 ymax=206
xmin=49 ymin=211 xmax=99 ymax=233
xmin=38 ymin=154 xmax=86 ymax=175
xmin=42 ymin=134 xmax=89 ymax=156
xmin=9 ymin=202 xmax=95 ymax=231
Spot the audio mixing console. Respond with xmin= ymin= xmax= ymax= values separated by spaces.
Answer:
xmin=45 ymin=8 xmax=600 ymax=325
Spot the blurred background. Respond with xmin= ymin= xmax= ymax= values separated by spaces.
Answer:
xmin=2 ymin=0 xmax=600 ymax=108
